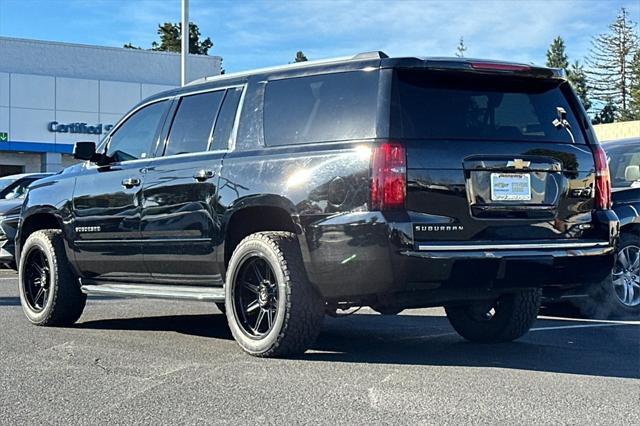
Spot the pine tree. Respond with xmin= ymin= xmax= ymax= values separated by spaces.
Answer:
xmin=546 ymin=36 xmax=569 ymax=69
xmin=625 ymin=51 xmax=640 ymax=120
xmin=586 ymin=8 xmax=639 ymax=118
xmin=151 ymin=22 xmax=213 ymax=55
xmin=294 ymin=51 xmax=308 ymax=63
xmin=456 ymin=37 xmax=467 ymax=58
xmin=545 ymin=37 xmax=591 ymax=111
xmin=592 ymin=101 xmax=617 ymax=124
xmin=568 ymin=61 xmax=592 ymax=111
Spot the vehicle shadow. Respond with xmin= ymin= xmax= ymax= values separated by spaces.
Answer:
xmin=78 ymin=313 xmax=233 ymax=340
xmin=308 ymin=313 xmax=640 ymax=379
xmin=78 ymin=311 xmax=639 ymax=379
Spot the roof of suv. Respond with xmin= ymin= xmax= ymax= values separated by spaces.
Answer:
xmin=186 ymin=51 xmax=565 ymax=88
xmin=136 ymin=51 xmax=566 ymax=114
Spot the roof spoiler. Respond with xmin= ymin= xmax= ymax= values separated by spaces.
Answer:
xmin=399 ymin=58 xmax=566 ymax=79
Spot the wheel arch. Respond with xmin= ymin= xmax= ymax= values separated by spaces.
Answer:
xmin=221 ymin=195 xmax=301 ymax=272
xmin=16 ymin=207 xmax=65 ymax=264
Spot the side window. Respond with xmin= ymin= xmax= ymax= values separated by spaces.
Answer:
xmin=106 ymin=100 xmax=168 ymax=162
xmin=263 ymin=71 xmax=379 ymax=146
xmin=165 ymin=91 xmax=224 ymax=156
xmin=210 ymin=87 xmax=242 ymax=151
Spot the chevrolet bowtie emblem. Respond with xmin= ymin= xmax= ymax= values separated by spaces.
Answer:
xmin=507 ymin=159 xmax=531 ymax=170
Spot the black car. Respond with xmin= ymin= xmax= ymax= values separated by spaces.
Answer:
xmin=15 ymin=52 xmax=618 ymax=357
xmin=592 ymin=137 xmax=639 ymax=316
xmin=0 ymin=173 xmax=53 ymax=268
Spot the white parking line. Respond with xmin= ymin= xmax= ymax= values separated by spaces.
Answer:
xmin=531 ymin=323 xmax=639 ymax=331
xmin=0 ymin=277 xmax=16 ymax=280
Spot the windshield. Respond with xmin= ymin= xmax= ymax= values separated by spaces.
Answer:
xmin=391 ymin=70 xmax=585 ymax=144
xmin=608 ymin=143 xmax=640 ymax=189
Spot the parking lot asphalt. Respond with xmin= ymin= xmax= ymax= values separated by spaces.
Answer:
xmin=0 ymin=269 xmax=638 ymax=425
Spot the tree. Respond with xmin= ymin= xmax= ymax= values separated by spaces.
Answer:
xmin=625 ymin=50 xmax=640 ymax=120
xmin=568 ymin=61 xmax=592 ymax=111
xmin=586 ymin=8 xmax=639 ymax=118
xmin=293 ymin=51 xmax=308 ymax=63
xmin=123 ymin=42 xmax=142 ymax=50
xmin=456 ymin=37 xmax=467 ymax=58
xmin=592 ymin=101 xmax=617 ymax=124
xmin=545 ymin=37 xmax=591 ymax=111
xmin=546 ymin=36 xmax=569 ymax=70
xmin=150 ymin=22 xmax=213 ymax=55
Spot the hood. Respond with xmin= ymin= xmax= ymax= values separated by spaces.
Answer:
xmin=0 ymin=198 xmax=24 ymax=217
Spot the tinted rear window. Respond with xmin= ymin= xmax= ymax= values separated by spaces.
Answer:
xmin=166 ymin=91 xmax=224 ymax=156
xmin=391 ymin=70 xmax=585 ymax=144
xmin=264 ymin=71 xmax=379 ymax=146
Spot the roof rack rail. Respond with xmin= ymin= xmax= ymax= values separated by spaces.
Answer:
xmin=352 ymin=51 xmax=389 ymax=60
xmin=187 ymin=51 xmax=388 ymax=86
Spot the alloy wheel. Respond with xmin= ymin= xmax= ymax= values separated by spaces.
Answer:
xmin=23 ymin=248 xmax=51 ymax=312
xmin=232 ymin=254 xmax=280 ymax=338
xmin=612 ymin=244 xmax=640 ymax=307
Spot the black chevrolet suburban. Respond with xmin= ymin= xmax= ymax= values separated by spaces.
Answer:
xmin=16 ymin=52 xmax=619 ymax=357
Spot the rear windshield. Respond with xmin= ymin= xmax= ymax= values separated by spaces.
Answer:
xmin=391 ymin=70 xmax=585 ymax=144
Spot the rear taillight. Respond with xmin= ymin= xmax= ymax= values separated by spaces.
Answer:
xmin=370 ymin=142 xmax=406 ymax=210
xmin=592 ymin=144 xmax=612 ymax=210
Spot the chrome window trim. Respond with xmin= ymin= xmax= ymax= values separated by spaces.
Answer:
xmin=228 ymin=84 xmax=247 ymax=153
xmin=92 ymin=83 xmax=247 ymax=166
xmin=416 ymin=241 xmax=610 ymax=251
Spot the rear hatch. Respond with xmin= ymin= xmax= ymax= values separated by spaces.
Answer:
xmin=390 ymin=66 xmax=598 ymax=243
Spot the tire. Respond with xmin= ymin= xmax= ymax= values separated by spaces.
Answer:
xmin=225 ymin=232 xmax=324 ymax=357
xmin=18 ymin=230 xmax=86 ymax=326
xmin=445 ymin=289 xmax=541 ymax=343
xmin=575 ymin=232 xmax=640 ymax=319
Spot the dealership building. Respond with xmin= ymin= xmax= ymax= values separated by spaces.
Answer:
xmin=0 ymin=37 xmax=222 ymax=177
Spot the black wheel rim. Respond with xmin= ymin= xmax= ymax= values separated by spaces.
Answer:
xmin=23 ymin=247 xmax=51 ymax=312
xmin=468 ymin=301 xmax=498 ymax=322
xmin=232 ymin=254 xmax=279 ymax=338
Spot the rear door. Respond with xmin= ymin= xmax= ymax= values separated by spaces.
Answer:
xmin=391 ymin=69 xmax=596 ymax=244
xmin=140 ymin=86 xmax=243 ymax=284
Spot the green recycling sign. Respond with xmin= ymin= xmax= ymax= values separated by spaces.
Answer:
xmin=0 ymin=132 xmax=7 ymax=142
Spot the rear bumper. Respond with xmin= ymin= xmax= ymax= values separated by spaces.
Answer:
xmin=301 ymin=210 xmax=618 ymax=301
xmin=399 ymin=243 xmax=614 ymax=291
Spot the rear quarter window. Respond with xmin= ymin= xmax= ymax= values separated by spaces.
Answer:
xmin=390 ymin=70 xmax=585 ymax=144
xmin=263 ymin=71 xmax=379 ymax=146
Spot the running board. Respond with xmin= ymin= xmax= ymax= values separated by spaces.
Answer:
xmin=80 ymin=284 xmax=225 ymax=302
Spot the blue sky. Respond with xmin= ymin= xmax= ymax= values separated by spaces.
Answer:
xmin=1 ymin=0 xmax=638 ymax=73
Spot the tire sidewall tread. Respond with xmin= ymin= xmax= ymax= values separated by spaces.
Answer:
xmin=18 ymin=229 xmax=86 ymax=326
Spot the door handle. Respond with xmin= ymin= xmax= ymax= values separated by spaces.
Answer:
xmin=121 ymin=177 xmax=141 ymax=188
xmin=193 ymin=169 xmax=216 ymax=182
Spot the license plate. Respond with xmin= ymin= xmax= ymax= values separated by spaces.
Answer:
xmin=490 ymin=173 xmax=531 ymax=201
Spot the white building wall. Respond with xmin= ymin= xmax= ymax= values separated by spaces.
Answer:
xmin=0 ymin=37 xmax=221 ymax=174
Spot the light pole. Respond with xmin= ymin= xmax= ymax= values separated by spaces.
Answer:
xmin=181 ymin=0 xmax=189 ymax=86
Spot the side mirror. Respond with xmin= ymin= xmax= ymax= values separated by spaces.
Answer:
xmin=73 ymin=141 xmax=96 ymax=161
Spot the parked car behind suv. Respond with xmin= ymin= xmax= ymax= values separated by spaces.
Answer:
xmin=588 ymin=137 xmax=640 ymax=317
xmin=15 ymin=52 xmax=618 ymax=357
xmin=0 ymin=173 xmax=53 ymax=268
